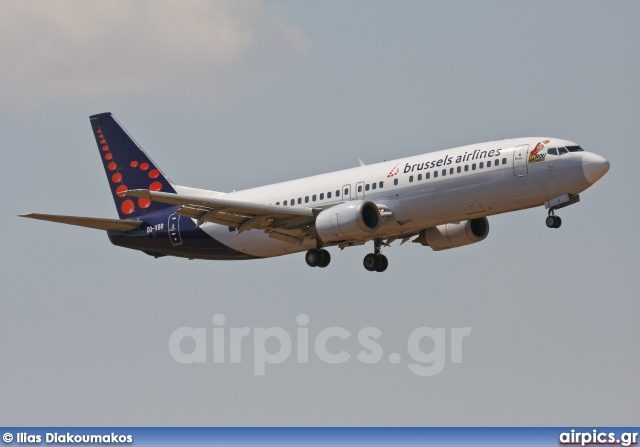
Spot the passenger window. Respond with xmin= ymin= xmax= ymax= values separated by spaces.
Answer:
xmin=442 ymin=169 xmax=446 ymax=176
xmin=328 ymin=192 xmax=332 ymax=199
xmin=559 ymin=147 xmax=568 ymax=155
xmin=379 ymin=181 xmax=383 ymax=188
xmin=487 ymin=160 xmax=492 ymax=167
xmin=320 ymin=193 xmax=324 ymax=200
xmin=298 ymin=198 xmax=302 ymax=204
xmin=426 ymin=172 xmax=430 ymax=179
xmin=472 ymin=163 xmax=476 ymax=170
xmin=464 ymin=165 xmax=469 ymax=172
xmin=291 ymin=198 xmax=295 ymax=205
xmin=457 ymin=166 xmax=461 ymax=173
xmin=357 ymin=185 xmax=362 ymax=192
xmin=365 ymin=184 xmax=369 ymax=191
xmin=312 ymin=195 xmax=317 ymax=201
xmin=450 ymin=167 xmax=454 ymax=175
xmin=276 ymin=202 xmax=280 ymax=205
xmin=418 ymin=174 xmax=422 ymax=181
xmin=304 ymin=196 xmax=309 ymax=203
xmin=336 ymin=190 xmax=340 ymax=197
xmin=394 ymin=178 xmax=399 ymax=185
xmin=548 ymin=148 xmax=558 ymax=155
xmin=283 ymin=200 xmax=287 ymax=206
xmin=409 ymin=175 xmax=414 ymax=182
xmin=372 ymin=183 xmax=376 ymax=190
xmin=434 ymin=171 xmax=438 ymax=178
xmin=344 ymin=188 xmax=349 ymax=196
xmin=479 ymin=162 xmax=484 ymax=169
xmin=502 ymin=158 xmax=507 ymax=165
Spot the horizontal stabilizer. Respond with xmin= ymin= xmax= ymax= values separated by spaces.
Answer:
xmin=20 ymin=213 xmax=142 ymax=232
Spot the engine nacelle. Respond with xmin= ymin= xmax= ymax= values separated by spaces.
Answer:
xmin=316 ymin=200 xmax=381 ymax=242
xmin=415 ymin=217 xmax=489 ymax=251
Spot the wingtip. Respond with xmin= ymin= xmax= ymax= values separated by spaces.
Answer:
xmin=121 ymin=189 xmax=150 ymax=198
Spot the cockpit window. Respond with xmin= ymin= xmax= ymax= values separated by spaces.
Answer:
xmin=566 ymin=145 xmax=584 ymax=152
xmin=548 ymin=148 xmax=558 ymax=155
xmin=559 ymin=147 xmax=568 ymax=155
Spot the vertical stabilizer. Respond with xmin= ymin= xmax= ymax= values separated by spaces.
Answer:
xmin=89 ymin=113 xmax=177 ymax=219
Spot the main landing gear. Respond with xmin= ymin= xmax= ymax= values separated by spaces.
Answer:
xmin=545 ymin=210 xmax=562 ymax=229
xmin=305 ymin=239 xmax=389 ymax=272
xmin=305 ymin=242 xmax=331 ymax=268
xmin=363 ymin=238 xmax=388 ymax=272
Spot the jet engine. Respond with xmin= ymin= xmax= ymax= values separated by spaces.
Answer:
xmin=316 ymin=200 xmax=381 ymax=242
xmin=414 ymin=217 xmax=489 ymax=251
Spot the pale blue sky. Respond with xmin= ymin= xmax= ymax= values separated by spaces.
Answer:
xmin=1 ymin=0 xmax=638 ymax=425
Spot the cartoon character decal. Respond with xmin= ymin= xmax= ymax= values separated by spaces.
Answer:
xmin=529 ymin=140 xmax=550 ymax=163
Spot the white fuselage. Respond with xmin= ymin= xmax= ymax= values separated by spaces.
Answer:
xmin=196 ymin=137 xmax=599 ymax=257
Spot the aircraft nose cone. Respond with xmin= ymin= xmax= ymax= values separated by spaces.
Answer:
xmin=582 ymin=152 xmax=610 ymax=184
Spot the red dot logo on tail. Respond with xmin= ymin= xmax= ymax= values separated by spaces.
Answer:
xmin=121 ymin=200 xmax=135 ymax=215
xmin=116 ymin=185 xmax=129 ymax=197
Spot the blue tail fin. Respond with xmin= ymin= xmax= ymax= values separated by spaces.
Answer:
xmin=90 ymin=113 xmax=177 ymax=219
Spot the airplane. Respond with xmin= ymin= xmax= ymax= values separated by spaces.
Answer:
xmin=21 ymin=112 xmax=610 ymax=272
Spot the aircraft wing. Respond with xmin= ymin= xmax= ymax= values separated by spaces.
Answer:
xmin=123 ymin=189 xmax=319 ymax=237
xmin=20 ymin=213 xmax=142 ymax=231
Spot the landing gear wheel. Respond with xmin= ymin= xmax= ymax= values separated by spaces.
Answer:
xmin=363 ymin=253 xmax=388 ymax=272
xmin=553 ymin=216 xmax=562 ymax=228
xmin=363 ymin=253 xmax=378 ymax=271
xmin=318 ymin=249 xmax=331 ymax=268
xmin=364 ymin=239 xmax=389 ymax=272
xmin=374 ymin=254 xmax=388 ymax=272
xmin=545 ymin=216 xmax=556 ymax=228
xmin=305 ymin=249 xmax=321 ymax=267
xmin=546 ymin=215 xmax=562 ymax=229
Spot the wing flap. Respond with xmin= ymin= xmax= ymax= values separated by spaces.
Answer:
xmin=20 ymin=213 xmax=142 ymax=231
xmin=175 ymin=206 xmax=209 ymax=220
xmin=125 ymin=189 xmax=317 ymax=232
xmin=267 ymin=231 xmax=302 ymax=245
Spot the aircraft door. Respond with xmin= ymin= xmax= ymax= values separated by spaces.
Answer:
xmin=342 ymin=184 xmax=352 ymax=201
xmin=513 ymin=145 xmax=529 ymax=177
xmin=168 ymin=213 xmax=183 ymax=246
xmin=355 ymin=181 xmax=365 ymax=200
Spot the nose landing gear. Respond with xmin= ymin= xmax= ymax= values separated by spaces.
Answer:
xmin=363 ymin=238 xmax=388 ymax=272
xmin=545 ymin=211 xmax=562 ymax=229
